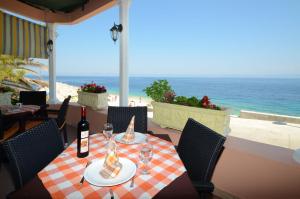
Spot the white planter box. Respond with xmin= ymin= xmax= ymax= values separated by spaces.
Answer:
xmin=152 ymin=101 xmax=230 ymax=136
xmin=0 ymin=92 xmax=12 ymax=105
xmin=77 ymin=91 xmax=108 ymax=110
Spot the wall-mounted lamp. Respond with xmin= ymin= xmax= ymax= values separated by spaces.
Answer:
xmin=110 ymin=23 xmax=123 ymax=43
xmin=47 ymin=39 xmax=53 ymax=54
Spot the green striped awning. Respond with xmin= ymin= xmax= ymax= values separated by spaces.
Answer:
xmin=0 ymin=10 xmax=49 ymax=59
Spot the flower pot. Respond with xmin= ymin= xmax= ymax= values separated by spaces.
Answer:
xmin=0 ymin=92 xmax=12 ymax=105
xmin=77 ymin=91 xmax=108 ymax=110
xmin=152 ymin=101 xmax=230 ymax=136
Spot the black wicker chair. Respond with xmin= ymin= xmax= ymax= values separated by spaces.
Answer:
xmin=46 ymin=96 xmax=71 ymax=146
xmin=19 ymin=91 xmax=47 ymax=106
xmin=3 ymin=119 xmax=64 ymax=189
xmin=19 ymin=91 xmax=48 ymax=119
xmin=177 ymin=118 xmax=226 ymax=197
xmin=0 ymin=111 xmax=21 ymax=169
xmin=107 ymin=106 xmax=149 ymax=133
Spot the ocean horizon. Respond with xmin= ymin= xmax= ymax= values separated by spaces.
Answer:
xmin=38 ymin=76 xmax=300 ymax=117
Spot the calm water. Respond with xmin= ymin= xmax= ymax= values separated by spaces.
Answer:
xmin=46 ymin=76 xmax=300 ymax=117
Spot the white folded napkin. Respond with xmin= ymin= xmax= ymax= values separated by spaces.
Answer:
xmin=122 ymin=116 xmax=135 ymax=143
xmin=99 ymin=140 xmax=122 ymax=178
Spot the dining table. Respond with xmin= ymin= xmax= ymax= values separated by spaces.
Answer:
xmin=0 ymin=105 xmax=42 ymax=133
xmin=8 ymin=133 xmax=201 ymax=199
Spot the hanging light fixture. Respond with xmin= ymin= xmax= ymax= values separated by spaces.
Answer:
xmin=47 ymin=39 xmax=53 ymax=54
xmin=110 ymin=23 xmax=123 ymax=43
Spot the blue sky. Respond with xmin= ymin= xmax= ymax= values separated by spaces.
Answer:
xmin=51 ymin=0 xmax=300 ymax=77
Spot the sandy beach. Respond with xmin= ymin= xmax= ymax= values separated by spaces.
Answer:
xmin=39 ymin=82 xmax=152 ymax=107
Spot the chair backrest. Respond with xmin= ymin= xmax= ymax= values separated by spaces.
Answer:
xmin=107 ymin=106 xmax=148 ymax=133
xmin=3 ymin=119 xmax=64 ymax=189
xmin=56 ymin=96 xmax=71 ymax=128
xmin=177 ymin=118 xmax=226 ymax=183
xmin=19 ymin=91 xmax=46 ymax=105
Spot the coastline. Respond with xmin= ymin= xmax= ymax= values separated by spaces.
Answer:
xmin=41 ymin=81 xmax=300 ymax=119
xmin=39 ymin=82 xmax=300 ymax=150
xmin=36 ymin=77 xmax=300 ymax=117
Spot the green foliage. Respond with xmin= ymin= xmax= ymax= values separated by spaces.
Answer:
xmin=144 ymin=80 xmax=223 ymax=110
xmin=187 ymin=96 xmax=199 ymax=107
xmin=215 ymin=106 xmax=221 ymax=110
xmin=174 ymin=96 xmax=200 ymax=107
xmin=0 ymin=55 xmax=47 ymax=91
xmin=143 ymin=80 xmax=174 ymax=102
xmin=0 ymin=65 xmax=13 ymax=82
xmin=174 ymin=96 xmax=188 ymax=105
xmin=0 ymin=86 xmax=14 ymax=93
xmin=0 ymin=55 xmax=48 ymax=104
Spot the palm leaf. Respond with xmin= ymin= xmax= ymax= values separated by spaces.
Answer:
xmin=2 ymin=80 xmax=32 ymax=90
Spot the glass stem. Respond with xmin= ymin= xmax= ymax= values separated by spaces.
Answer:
xmin=143 ymin=161 xmax=149 ymax=174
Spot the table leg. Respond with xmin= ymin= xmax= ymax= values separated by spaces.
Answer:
xmin=18 ymin=119 xmax=26 ymax=133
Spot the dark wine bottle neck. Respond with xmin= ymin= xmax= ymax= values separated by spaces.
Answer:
xmin=81 ymin=106 xmax=86 ymax=120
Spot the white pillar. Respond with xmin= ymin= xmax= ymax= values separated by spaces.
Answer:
xmin=47 ymin=23 xmax=58 ymax=104
xmin=119 ymin=0 xmax=131 ymax=106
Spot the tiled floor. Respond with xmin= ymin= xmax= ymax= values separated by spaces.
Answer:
xmin=0 ymin=125 xmax=78 ymax=198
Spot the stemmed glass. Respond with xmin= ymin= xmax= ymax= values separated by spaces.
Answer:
xmin=139 ymin=139 xmax=153 ymax=175
xmin=103 ymin=123 xmax=113 ymax=141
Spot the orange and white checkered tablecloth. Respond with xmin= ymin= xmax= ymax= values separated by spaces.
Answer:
xmin=38 ymin=134 xmax=186 ymax=199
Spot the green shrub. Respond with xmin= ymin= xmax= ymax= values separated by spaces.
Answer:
xmin=0 ymin=86 xmax=14 ymax=93
xmin=144 ymin=80 xmax=222 ymax=110
xmin=144 ymin=80 xmax=174 ymax=102
xmin=174 ymin=96 xmax=188 ymax=105
xmin=187 ymin=96 xmax=199 ymax=107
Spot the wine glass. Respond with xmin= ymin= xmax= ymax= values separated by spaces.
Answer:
xmin=139 ymin=140 xmax=153 ymax=175
xmin=103 ymin=123 xmax=113 ymax=140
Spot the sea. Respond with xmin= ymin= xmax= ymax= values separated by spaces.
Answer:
xmin=43 ymin=76 xmax=300 ymax=117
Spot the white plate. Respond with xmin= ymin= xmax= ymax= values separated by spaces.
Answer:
xmin=114 ymin=132 xmax=147 ymax=144
xmin=84 ymin=158 xmax=136 ymax=187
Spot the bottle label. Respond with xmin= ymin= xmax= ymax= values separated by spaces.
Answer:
xmin=80 ymin=131 xmax=89 ymax=153
xmin=80 ymin=138 xmax=89 ymax=153
xmin=81 ymin=130 xmax=89 ymax=138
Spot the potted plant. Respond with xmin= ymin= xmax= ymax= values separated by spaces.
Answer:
xmin=144 ymin=80 xmax=230 ymax=135
xmin=0 ymin=86 xmax=14 ymax=105
xmin=77 ymin=82 xmax=108 ymax=110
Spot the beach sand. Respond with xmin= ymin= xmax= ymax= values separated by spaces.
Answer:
xmin=41 ymin=82 xmax=300 ymax=150
xmin=39 ymin=82 xmax=152 ymax=107
xmin=229 ymin=116 xmax=300 ymax=150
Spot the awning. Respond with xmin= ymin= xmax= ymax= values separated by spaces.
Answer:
xmin=0 ymin=10 xmax=49 ymax=59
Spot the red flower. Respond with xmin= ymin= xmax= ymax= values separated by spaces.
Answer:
xmin=201 ymin=96 xmax=211 ymax=108
xmin=81 ymin=82 xmax=107 ymax=93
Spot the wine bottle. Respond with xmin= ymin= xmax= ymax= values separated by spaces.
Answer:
xmin=77 ymin=106 xmax=89 ymax=158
